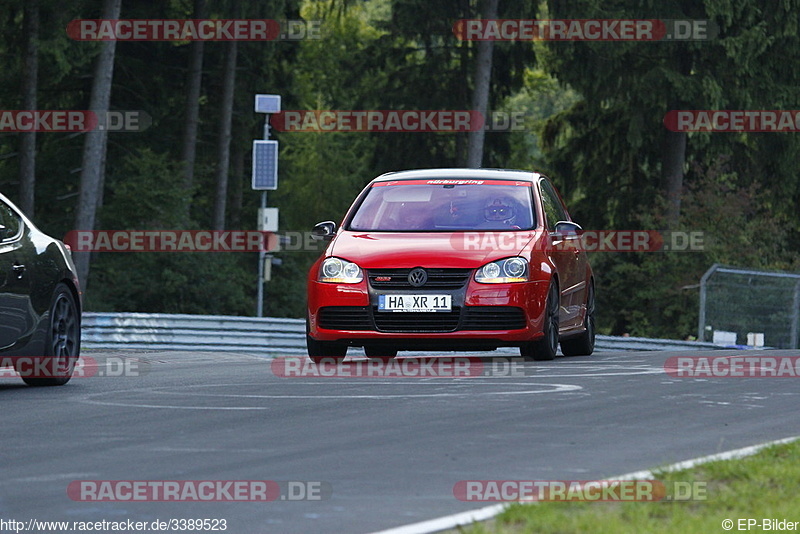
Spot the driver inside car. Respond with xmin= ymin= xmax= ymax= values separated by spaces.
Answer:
xmin=481 ymin=197 xmax=522 ymax=229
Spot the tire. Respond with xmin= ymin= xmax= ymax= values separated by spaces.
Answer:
xmin=560 ymin=281 xmax=596 ymax=357
xmin=364 ymin=346 xmax=398 ymax=359
xmin=520 ymin=280 xmax=559 ymax=361
xmin=306 ymin=317 xmax=347 ymax=364
xmin=22 ymin=283 xmax=80 ymax=387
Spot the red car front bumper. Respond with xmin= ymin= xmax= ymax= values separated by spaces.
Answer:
xmin=307 ymin=276 xmax=549 ymax=349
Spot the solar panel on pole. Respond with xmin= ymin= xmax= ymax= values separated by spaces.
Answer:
xmin=252 ymin=140 xmax=279 ymax=191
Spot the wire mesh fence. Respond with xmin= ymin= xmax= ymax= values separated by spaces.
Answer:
xmin=698 ymin=264 xmax=800 ymax=349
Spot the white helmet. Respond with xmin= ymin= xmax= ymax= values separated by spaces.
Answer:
xmin=483 ymin=197 xmax=517 ymax=225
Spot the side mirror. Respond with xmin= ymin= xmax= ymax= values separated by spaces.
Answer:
xmin=311 ymin=221 xmax=337 ymax=241
xmin=553 ymin=221 xmax=582 ymax=239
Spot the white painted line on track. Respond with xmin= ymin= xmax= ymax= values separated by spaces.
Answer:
xmin=369 ymin=435 xmax=800 ymax=534
xmin=78 ymin=382 xmax=583 ymax=410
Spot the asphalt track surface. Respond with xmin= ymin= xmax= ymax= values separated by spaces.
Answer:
xmin=1 ymin=348 xmax=798 ymax=534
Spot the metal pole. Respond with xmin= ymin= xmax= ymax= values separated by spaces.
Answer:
xmin=257 ymin=190 xmax=267 ymax=317
xmin=697 ymin=263 xmax=718 ymax=342
xmin=256 ymin=118 xmax=271 ymax=317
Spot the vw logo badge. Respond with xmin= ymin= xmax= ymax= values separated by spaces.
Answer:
xmin=408 ymin=268 xmax=428 ymax=287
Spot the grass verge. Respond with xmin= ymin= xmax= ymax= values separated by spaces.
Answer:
xmin=456 ymin=439 xmax=800 ymax=534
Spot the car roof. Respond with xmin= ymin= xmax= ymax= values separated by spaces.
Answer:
xmin=371 ymin=168 xmax=543 ymax=183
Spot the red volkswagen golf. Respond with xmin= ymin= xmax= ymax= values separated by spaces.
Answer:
xmin=306 ymin=168 xmax=595 ymax=362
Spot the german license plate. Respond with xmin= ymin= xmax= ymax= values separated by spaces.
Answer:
xmin=378 ymin=294 xmax=451 ymax=312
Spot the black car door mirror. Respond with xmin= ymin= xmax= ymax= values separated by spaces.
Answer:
xmin=553 ymin=221 xmax=583 ymax=240
xmin=311 ymin=221 xmax=337 ymax=241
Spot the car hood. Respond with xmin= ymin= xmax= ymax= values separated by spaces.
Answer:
xmin=328 ymin=230 xmax=539 ymax=269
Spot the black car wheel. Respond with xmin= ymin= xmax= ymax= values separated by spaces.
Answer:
xmin=306 ymin=317 xmax=347 ymax=363
xmin=22 ymin=283 xmax=80 ymax=386
xmin=560 ymin=281 xmax=595 ymax=357
xmin=364 ymin=346 xmax=398 ymax=359
xmin=520 ymin=280 xmax=559 ymax=361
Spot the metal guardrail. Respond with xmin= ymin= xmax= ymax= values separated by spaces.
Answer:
xmin=594 ymin=335 xmax=725 ymax=352
xmin=81 ymin=312 xmax=732 ymax=354
xmin=81 ymin=312 xmax=308 ymax=353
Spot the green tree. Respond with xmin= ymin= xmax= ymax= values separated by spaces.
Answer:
xmin=536 ymin=0 xmax=800 ymax=336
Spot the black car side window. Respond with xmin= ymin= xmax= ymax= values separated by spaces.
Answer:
xmin=0 ymin=200 xmax=22 ymax=241
xmin=539 ymin=180 xmax=568 ymax=230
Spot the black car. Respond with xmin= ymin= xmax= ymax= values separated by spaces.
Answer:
xmin=0 ymin=193 xmax=81 ymax=386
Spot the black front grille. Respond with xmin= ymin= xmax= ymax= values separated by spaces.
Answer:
xmin=318 ymin=307 xmax=372 ymax=330
xmin=462 ymin=306 xmax=527 ymax=330
xmin=318 ymin=305 xmax=527 ymax=333
xmin=368 ymin=268 xmax=471 ymax=290
xmin=373 ymin=307 xmax=462 ymax=332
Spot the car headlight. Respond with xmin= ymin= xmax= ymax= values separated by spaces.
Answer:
xmin=475 ymin=257 xmax=528 ymax=283
xmin=319 ymin=257 xmax=363 ymax=283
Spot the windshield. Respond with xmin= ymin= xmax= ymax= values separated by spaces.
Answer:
xmin=348 ymin=180 xmax=536 ymax=231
